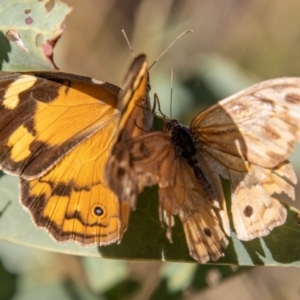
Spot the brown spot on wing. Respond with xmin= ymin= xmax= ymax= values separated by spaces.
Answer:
xmin=29 ymin=81 xmax=61 ymax=103
xmin=203 ymin=227 xmax=212 ymax=237
xmin=285 ymin=93 xmax=300 ymax=104
xmin=52 ymin=182 xmax=73 ymax=196
xmin=243 ymin=205 xmax=254 ymax=218
xmin=260 ymin=98 xmax=275 ymax=108
xmin=47 ymin=180 xmax=99 ymax=194
xmin=262 ymin=125 xmax=281 ymax=140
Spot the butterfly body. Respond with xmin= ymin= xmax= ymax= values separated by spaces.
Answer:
xmin=168 ymin=119 xmax=219 ymax=205
xmin=169 ymin=120 xmax=196 ymax=158
xmin=107 ymin=118 xmax=229 ymax=262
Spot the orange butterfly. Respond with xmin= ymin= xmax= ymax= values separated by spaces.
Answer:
xmin=106 ymin=78 xmax=300 ymax=263
xmin=0 ymin=54 xmax=153 ymax=246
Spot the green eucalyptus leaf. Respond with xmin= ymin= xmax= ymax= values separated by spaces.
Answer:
xmin=1 ymin=171 xmax=300 ymax=266
xmin=0 ymin=0 xmax=71 ymax=71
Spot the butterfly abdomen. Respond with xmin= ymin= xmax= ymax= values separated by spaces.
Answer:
xmin=167 ymin=120 xmax=218 ymax=204
xmin=172 ymin=126 xmax=196 ymax=159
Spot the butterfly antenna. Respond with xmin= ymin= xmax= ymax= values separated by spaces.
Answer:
xmin=148 ymin=30 xmax=193 ymax=71
xmin=170 ymin=68 xmax=174 ymax=119
xmin=154 ymin=93 xmax=168 ymax=121
xmin=121 ymin=29 xmax=135 ymax=58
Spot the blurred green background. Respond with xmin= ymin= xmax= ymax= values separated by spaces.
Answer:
xmin=1 ymin=0 xmax=300 ymax=299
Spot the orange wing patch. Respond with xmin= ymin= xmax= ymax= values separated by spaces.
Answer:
xmin=0 ymin=71 xmax=131 ymax=245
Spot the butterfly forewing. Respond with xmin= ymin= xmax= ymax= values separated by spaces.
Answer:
xmin=0 ymin=72 xmax=120 ymax=179
xmin=106 ymin=54 xmax=154 ymax=209
xmin=114 ymin=54 xmax=153 ymax=144
xmin=191 ymin=78 xmax=300 ymax=169
xmin=0 ymin=71 xmax=132 ymax=245
xmin=190 ymin=77 xmax=300 ymax=241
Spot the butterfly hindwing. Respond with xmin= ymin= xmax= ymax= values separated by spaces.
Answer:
xmin=20 ymin=122 xmax=128 ymax=244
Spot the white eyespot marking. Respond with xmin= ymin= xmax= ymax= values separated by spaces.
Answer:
xmin=3 ymin=76 xmax=37 ymax=110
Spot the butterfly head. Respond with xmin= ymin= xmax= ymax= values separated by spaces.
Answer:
xmin=164 ymin=119 xmax=180 ymax=133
